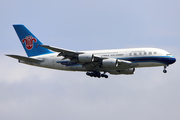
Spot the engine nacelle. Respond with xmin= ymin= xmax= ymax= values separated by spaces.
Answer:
xmin=78 ymin=54 xmax=94 ymax=62
xmin=108 ymin=68 xmax=135 ymax=75
xmin=102 ymin=58 xmax=118 ymax=68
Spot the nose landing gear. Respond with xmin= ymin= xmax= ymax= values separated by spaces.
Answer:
xmin=163 ymin=66 xmax=167 ymax=73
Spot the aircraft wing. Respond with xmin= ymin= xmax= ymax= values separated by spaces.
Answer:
xmin=40 ymin=45 xmax=83 ymax=54
xmin=6 ymin=55 xmax=43 ymax=62
xmin=40 ymin=45 xmax=85 ymax=60
xmin=41 ymin=45 xmax=104 ymax=61
xmin=40 ymin=45 xmax=136 ymax=69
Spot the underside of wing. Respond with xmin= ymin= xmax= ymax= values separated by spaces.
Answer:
xmin=90 ymin=59 xmax=137 ymax=70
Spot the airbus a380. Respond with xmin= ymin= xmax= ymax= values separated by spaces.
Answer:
xmin=6 ymin=25 xmax=176 ymax=78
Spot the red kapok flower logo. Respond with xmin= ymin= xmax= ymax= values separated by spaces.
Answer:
xmin=22 ymin=36 xmax=37 ymax=50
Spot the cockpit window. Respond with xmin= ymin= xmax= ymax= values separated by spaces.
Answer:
xmin=166 ymin=54 xmax=172 ymax=56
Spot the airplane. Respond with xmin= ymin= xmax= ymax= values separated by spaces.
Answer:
xmin=6 ymin=25 xmax=176 ymax=78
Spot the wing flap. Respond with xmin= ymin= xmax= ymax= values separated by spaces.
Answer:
xmin=6 ymin=54 xmax=43 ymax=62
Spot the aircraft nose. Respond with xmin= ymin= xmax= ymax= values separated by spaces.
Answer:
xmin=169 ymin=56 xmax=176 ymax=64
xmin=173 ymin=57 xmax=176 ymax=63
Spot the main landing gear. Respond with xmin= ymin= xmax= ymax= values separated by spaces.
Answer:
xmin=86 ymin=71 xmax=108 ymax=78
xmin=163 ymin=66 xmax=167 ymax=73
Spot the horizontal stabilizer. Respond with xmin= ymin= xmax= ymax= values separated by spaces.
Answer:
xmin=5 ymin=54 xmax=43 ymax=62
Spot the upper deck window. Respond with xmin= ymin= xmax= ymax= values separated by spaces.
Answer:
xmin=102 ymin=54 xmax=109 ymax=57
xmin=116 ymin=54 xmax=124 ymax=56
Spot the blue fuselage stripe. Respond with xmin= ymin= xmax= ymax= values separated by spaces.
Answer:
xmin=117 ymin=56 xmax=176 ymax=65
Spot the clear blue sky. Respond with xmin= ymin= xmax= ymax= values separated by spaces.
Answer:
xmin=0 ymin=0 xmax=180 ymax=120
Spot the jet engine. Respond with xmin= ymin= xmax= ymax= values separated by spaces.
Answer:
xmin=102 ymin=58 xmax=118 ymax=68
xmin=108 ymin=68 xmax=135 ymax=75
xmin=78 ymin=54 xmax=94 ymax=62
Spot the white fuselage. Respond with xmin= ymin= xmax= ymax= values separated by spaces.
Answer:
xmin=21 ymin=47 xmax=175 ymax=72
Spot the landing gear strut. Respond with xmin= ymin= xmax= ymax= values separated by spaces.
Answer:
xmin=86 ymin=71 xmax=108 ymax=78
xmin=163 ymin=66 xmax=167 ymax=73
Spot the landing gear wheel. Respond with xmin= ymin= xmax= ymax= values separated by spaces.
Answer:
xmin=86 ymin=71 xmax=109 ymax=78
xmin=163 ymin=70 xmax=167 ymax=73
xmin=101 ymin=74 xmax=105 ymax=77
xmin=105 ymin=75 xmax=108 ymax=78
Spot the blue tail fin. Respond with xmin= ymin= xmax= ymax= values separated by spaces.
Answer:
xmin=13 ymin=24 xmax=53 ymax=57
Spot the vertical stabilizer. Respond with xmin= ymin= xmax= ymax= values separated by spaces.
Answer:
xmin=13 ymin=25 xmax=53 ymax=57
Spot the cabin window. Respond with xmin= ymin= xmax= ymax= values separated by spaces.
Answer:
xmin=154 ymin=52 xmax=157 ymax=54
xmin=102 ymin=55 xmax=109 ymax=57
xmin=144 ymin=52 xmax=147 ymax=55
xmin=129 ymin=53 xmax=132 ymax=56
xmin=116 ymin=54 xmax=124 ymax=56
xmin=139 ymin=52 xmax=142 ymax=55
xmin=134 ymin=53 xmax=137 ymax=56
xmin=166 ymin=54 xmax=171 ymax=56
xmin=148 ymin=52 xmax=152 ymax=55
